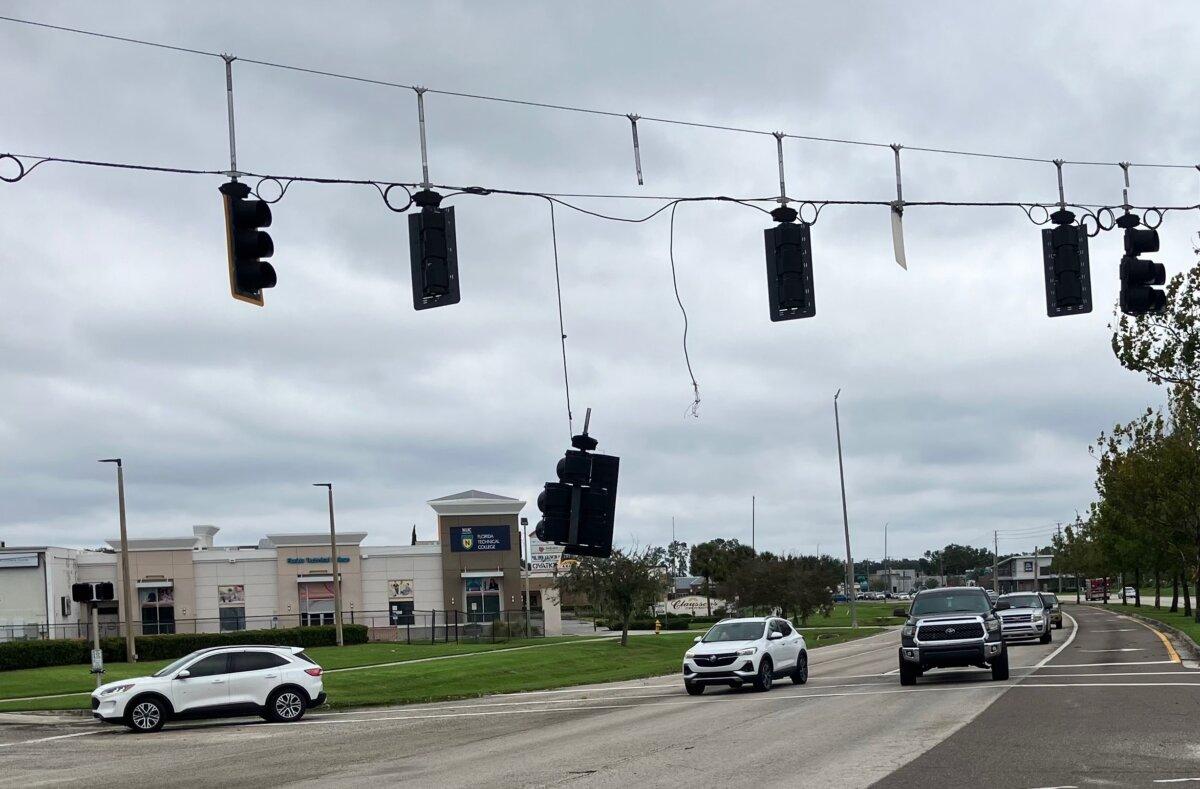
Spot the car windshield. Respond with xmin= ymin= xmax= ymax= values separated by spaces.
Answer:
xmin=152 ymin=653 xmax=201 ymax=678
xmin=910 ymin=591 xmax=990 ymax=616
xmin=1001 ymin=594 xmax=1044 ymax=609
xmin=702 ymin=622 xmax=765 ymax=643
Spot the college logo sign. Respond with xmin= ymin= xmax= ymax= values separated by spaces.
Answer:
xmin=449 ymin=525 xmax=510 ymax=553
xmin=460 ymin=531 xmax=474 ymax=550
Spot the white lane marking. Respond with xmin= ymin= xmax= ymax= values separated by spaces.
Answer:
xmin=882 ymin=669 xmax=900 ymax=675
xmin=1093 ymin=629 xmax=1136 ymax=633
xmin=1027 ymin=785 xmax=1078 ymax=789
xmin=1079 ymin=648 xmax=1144 ymax=653
xmin=1032 ymin=660 xmax=1176 ymax=669
xmin=1153 ymin=779 xmax=1200 ymax=783
xmin=0 ymin=729 xmax=110 ymax=748
xmin=1032 ymin=611 xmax=1079 ymax=671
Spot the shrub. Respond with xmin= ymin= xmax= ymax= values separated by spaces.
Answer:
xmin=0 ymin=625 xmax=368 ymax=672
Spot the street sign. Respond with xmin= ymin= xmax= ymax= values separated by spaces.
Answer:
xmin=90 ymin=648 xmax=104 ymax=674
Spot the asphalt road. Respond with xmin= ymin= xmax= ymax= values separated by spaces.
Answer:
xmin=0 ymin=606 xmax=1195 ymax=788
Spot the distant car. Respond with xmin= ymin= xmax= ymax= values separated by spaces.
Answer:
xmin=833 ymin=593 xmax=848 ymax=603
xmin=985 ymin=589 xmax=998 ymax=604
xmin=1123 ymin=586 xmax=1137 ymax=599
xmin=997 ymin=593 xmax=1052 ymax=644
xmin=683 ymin=617 xmax=808 ymax=695
xmin=92 ymin=645 xmax=325 ymax=733
xmin=1039 ymin=592 xmax=1063 ymax=629
xmin=898 ymin=587 xmax=1007 ymax=685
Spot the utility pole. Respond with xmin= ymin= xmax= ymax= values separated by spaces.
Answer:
xmin=1056 ymin=523 xmax=1063 ymax=594
xmin=834 ymin=389 xmax=856 ymax=628
xmin=312 ymin=483 xmax=344 ymax=647
xmin=884 ymin=522 xmax=890 ymax=595
xmin=751 ymin=496 xmax=756 ymax=554
xmin=1033 ymin=542 xmax=1039 ymax=593
xmin=99 ymin=459 xmax=136 ymax=663
xmin=938 ymin=552 xmax=944 ymax=587
xmin=521 ymin=517 xmax=531 ymax=639
xmin=993 ymin=531 xmax=999 ymax=595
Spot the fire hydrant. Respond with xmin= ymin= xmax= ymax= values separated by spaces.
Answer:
xmin=654 ymin=618 xmax=662 ymax=635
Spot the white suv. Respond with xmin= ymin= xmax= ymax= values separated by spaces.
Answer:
xmin=682 ymin=617 xmax=807 ymax=694
xmin=92 ymin=645 xmax=326 ymax=733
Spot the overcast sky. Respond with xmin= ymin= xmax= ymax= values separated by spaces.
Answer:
xmin=1 ymin=2 xmax=1196 ymax=561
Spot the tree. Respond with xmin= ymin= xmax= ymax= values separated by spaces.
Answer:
xmin=555 ymin=547 xmax=671 ymax=646
xmin=1112 ymin=249 xmax=1200 ymax=389
xmin=666 ymin=540 xmax=690 ymax=578
xmin=690 ymin=538 xmax=755 ymax=616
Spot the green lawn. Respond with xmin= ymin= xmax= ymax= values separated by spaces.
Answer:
xmin=0 ymin=628 xmax=883 ymax=712
xmin=1103 ymin=603 xmax=1200 ymax=647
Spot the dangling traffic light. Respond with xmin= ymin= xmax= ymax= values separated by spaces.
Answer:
xmin=1041 ymin=209 xmax=1092 ymax=317
xmin=764 ymin=206 xmax=815 ymax=322
xmin=408 ymin=189 xmax=461 ymax=310
xmin=1118 ymin=215 xmax=1166 ymax=316
xmin=220 ymin=180 xmax=276 ymax=306
xmin=535 ymin=417 xmax=619 ymax=558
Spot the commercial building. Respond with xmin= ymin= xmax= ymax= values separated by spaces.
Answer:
xmin=0 ymin=490 xmax=563 ymax=641
xmin=991 ymin=554 xmax=1076 ymax=594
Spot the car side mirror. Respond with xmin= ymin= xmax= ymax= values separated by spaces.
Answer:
xmin=693 ymin=636 xmax=702 ymax=644
xmin=892 ymin=608 xmax=907 ymax=618
xmin=768 ymin=631 xmax=783 ymax=640
xmin=995 ymin=601 xmax=1010 ymax=611
xmin=175 ymin=670 xmax=191 ymax=679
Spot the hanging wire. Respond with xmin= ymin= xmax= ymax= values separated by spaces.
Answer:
xmin=4 ymin=14 xmax=1200 ymax=171
xmin=669 ymin=202 xmax=701 ymax=417
xmin=548 ymin=201 xmax=574 ymax=439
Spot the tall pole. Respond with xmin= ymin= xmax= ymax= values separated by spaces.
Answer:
xmin=92 ymin=603 xmax=103 ymax=688
xmin=834 ymin=389 xmax=857 ymax=628
xmin=993 ymin=531 xmax=999 ymax=595
xmin=522 ymin=517 xmax=531 ymax=639
xmin=313 ymin=483 xmax=343 ymax=647
xmin=1056 ymin=523 xmax=1063 ymax=594
xmin=751 ymin=496 xmax=756 ymax=554
xmin=100 ymin=459 xmax=136 ymax=663
xmin=1033 ymin=542 xmax=1039 ymax=593
xmin=884 ymin=522 xmax=889 ymax=595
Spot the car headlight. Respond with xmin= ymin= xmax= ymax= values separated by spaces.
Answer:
xmin=100 ymin=683 xmax=135 ymax=696
xmin=986 ymin=618 xmax=1000 ymax=632
xmin=684 ymin=651 xmax=695 ymax=659
xmin=902 ymin=625 xmax=915 ymax=638
xmin=1032 ymin=611 xmax=1044 ymax=620
xmin=736 ymin=647 xmax=758 ymax=656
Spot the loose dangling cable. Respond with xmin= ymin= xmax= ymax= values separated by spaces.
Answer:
xmin=548 ymin=201 xmax=574 ymax=440
xmin=668 ymin=202 xmax=701 ymax=418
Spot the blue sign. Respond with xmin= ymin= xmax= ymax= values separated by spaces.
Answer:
xmin=450 ymin=526 xmax=511 ymax=553
xmin=286 ymin=556 xmax=351 ymax=565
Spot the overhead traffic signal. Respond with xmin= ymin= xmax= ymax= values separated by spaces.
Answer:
xmin=220 ymin=180 xmax=277 ymax=306
xmin=764 ymin=206 xmax=815 ymax=322
xmin=535 ymin=421 xmax=619 ymax=558
xmin=408 ymin=189 xmax=461 ymax=310
xmin=1040 ymin=209 xmax=1092 ymax=317
xmin=1118 ymin=216 xmax=1166 ymax=316
xmin=71 ymin=581 xmax=115 ymax=603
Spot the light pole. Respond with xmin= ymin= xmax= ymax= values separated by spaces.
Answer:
xmin=312 ymin=484 xmax=343 ymax=647
xmin=834 ymin=389 xmax=857 ymax=628
xmin=521 ymin=517 xmax=531 ymax=639
xmin=99 ymin=458 xmax=136 ymax=663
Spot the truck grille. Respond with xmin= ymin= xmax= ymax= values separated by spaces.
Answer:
xmin=917 ymin=622 xmax=983 ymax=641
xmin=1002 ymin=614 xmax=1032 ymax=624
xmin=692 ymin=653 xmax=737 ymax=667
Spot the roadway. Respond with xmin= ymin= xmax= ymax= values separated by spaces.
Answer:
xmin=0 ymin=605 xmax=1195 ymax=788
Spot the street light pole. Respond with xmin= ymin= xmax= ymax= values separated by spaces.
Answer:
xmin=521 ymin=517 xmax=531 ymax=639
xmin=312 ymin=483 xmax=343 ymax=647
xmin=834 ymin=389 xmax=857 ymax=629
xmin=99 ymin=459 xmax=136 ymax=663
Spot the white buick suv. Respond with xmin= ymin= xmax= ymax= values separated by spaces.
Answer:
xmin=682 ymin=617 xmax=808 ymax=694
xmin=92 ymin=645 xmax=326 ymax=733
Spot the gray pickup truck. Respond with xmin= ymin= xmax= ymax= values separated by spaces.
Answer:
xmin=897 ymin=587 xmax=1008 ymax=685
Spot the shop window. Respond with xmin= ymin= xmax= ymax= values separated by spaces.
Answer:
xmin=464 ymin=577 xmax=501 ymax=622
xmin=218 ymin=585 xmax=246 ymax=632
xmin=299 ymin=580 xmax=335 ymax=626
xmin=139 ymin=587 xmax=175 ymax=635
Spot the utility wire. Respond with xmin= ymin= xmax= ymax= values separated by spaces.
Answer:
xmin=668 ymin=202 xmax=701 ymax=417
xmin=3 ymin=14 xmax=1200 ymax=170
xmin=547 ymin=201 xmax=574 ymax=440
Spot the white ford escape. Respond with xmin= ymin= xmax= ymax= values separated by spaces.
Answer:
xmin=682 ymin=617 xmax=808 ymax=694
xmin=92 ymin=645 xmax=326 ymax=733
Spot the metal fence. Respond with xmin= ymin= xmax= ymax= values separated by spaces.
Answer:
xmin=0 ymin=609 xmax=546 ymax=644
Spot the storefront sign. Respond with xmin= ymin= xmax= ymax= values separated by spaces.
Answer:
xmin=528 ymin=539 xmax=565 ymax=573
xmin=450 ymin=526 xmax=510 ymax=553
xmin=666 ymin=595 xmax=725 ymax=615
xmin=388 ymin=579 xmax=414 ymax=600
xmin=286 ymin=556 xmax=351 ymax=564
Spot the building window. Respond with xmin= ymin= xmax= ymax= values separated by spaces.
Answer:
xmin=388 ymin=579 xmax=415 ymax=625
xmin=139 ymin=586 xmax=175 ymax=635
xmin=218 ymin=585 xmax=246 ymax=631
xmin=298 ymin=580 xmax=335 ymax=626
xmin=464 ymin=577 xmax=501 ymax=622
xmin=1023 ymin=561 xmax=1034 ymax=573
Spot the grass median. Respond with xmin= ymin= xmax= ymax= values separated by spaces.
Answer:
xmin=0 ymin=628 xmax=883 ymax=712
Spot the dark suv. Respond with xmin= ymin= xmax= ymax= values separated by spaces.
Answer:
xmin=897 ymin=587 xmax=1008 ymax=685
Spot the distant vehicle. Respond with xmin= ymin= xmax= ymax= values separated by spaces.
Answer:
xmin=1040 ymin=592 xmax=1063 ymax=629
xmin=1122 ymin=586 xmax=1137 ymax=600
xmin=91 ymin=645 xmax=325 ymax=733
xmin=833 ymin=593 xmax=848 ymax=603
xmin=898 ymin=587 xmax=1007 ymax=685
xmin=997 ymin=592 xmax=1052 ymax=644
xmin=683 ymin=617 xmax=808 ymax=695
xmin=985 ymin=589 xmax=998 ymax=604
xmin=1086 ymin=578 xmax=1111 ymax=601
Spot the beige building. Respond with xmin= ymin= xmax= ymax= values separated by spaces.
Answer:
xmin=0 ymin=490 xmax=562 ymax=641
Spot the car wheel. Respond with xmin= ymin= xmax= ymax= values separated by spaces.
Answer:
xmin=1040 ymin=629 xmax=1052 ymax=645
xmin=1055 ymin=620 xmax=1063 ymax=630
xmin=266 ymin=688 xmax=307 ymax=723
xmin=791 ymin=652 xmax=809 ymax=685
xmin=684 ymin=681 xmax=704 ymax=696
xmin=125 ymin=697 xmax=166 ymax=733
xmin=753 ymin=658 xmax=773 ymax=692
xmin=899 ymin=661 xmax=918 ymax=686
xmin=991 ymin=646 xmax=1010 ymax=681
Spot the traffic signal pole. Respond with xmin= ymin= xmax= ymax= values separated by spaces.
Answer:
xmin=834 ymin=390 xmax=857 ymax=629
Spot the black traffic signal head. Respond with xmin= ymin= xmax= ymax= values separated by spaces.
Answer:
xmin=1040 ymin=213 xmax=1092 ymax=317
xmin=764 ymin=220 xmax=815 ymax=322
xmin=94 ymin=581 xmax=115 ymax=601
xmin=408 ymin=190 xmax=461 ymax=310
xmin=534 ymin=481 xmax=573 ymax=543
xmin=1119 ymin=224 xmax=1166 ymax=317
xmin=571 ymin=452 xmax=619 ymax=558
xmin=71 ymin=582 xmax=92 ymax=603
xmin=220 ymin=180 xmax=277 ymax=306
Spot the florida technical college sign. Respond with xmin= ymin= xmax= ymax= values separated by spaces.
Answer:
xmin=449 ymin=526 xmax=511 ymax=553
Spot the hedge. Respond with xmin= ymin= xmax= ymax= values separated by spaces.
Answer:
xmin=0 ymin=625 xmax=367 ymax=672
